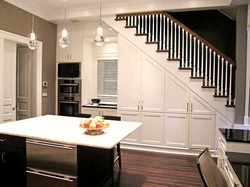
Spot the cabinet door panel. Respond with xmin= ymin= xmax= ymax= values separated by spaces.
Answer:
xmin=101 ymin=109 xmax=117 ymax=116
xmin=82 ymin=108 xmax=100 ymax=117
xmin=141 ymin=112 xmax=164 ymax=145
xmin=119 ymin=111 xmax=141 ymax=143
xmin=118 ymin=37 xmax=141 ymax=111
xmin=165 ymin=72 xmax=190 ymax=113
xmin=189 ymin=115 xmax=215 ymax=149
xmin=70 ymin=23 xmax=83 ymax=62
xmin=141 ymin=54 xmax=165 ymax=112
xmin=164 ymin=113 xmax=188 ymax=148
xmin=190 ymin=91 xmax=215 ymax=115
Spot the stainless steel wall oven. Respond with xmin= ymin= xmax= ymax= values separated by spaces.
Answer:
xmin=58 ymin=79 xmax=81 ymax=116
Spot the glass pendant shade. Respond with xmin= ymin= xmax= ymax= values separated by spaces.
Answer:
xmin=59 ymin=28 xmax=70 ymax=48
xmin=28 ymin=31 xmax=38 ymax=50
xmin=59 ymin=1 xmax=69 ymax=48
xmin=94 ymin=0 xmax=105 ymax=46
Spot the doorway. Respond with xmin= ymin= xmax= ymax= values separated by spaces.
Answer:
xmin=0 ymin=30 xmax=42 ymax=123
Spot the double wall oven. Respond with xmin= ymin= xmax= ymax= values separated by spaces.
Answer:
xmin=58 ymin=79 xmax=81 ymax=116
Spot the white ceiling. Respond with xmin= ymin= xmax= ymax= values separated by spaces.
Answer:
xmin=4 ymin=0 xmax=248 ymax=23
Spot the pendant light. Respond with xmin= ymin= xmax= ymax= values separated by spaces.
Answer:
xmin=28 ymin=0 xmax=38 ymax=50
xmin=59 ymin=0 xmax=69 ymax=48
xmin=94 ymin=0 xmax=105 ymax=46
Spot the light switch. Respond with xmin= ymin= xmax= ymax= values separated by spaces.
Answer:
xmin=42 ymin=92 xmax=48 ymax=97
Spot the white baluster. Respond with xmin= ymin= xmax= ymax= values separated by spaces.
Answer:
xmin=170 ymin=20 xmax=173 ymax=58
xmin=158 ymin=14 xmax=162 ymax=50
xmin=217 ymin=55 xmax=220 ymax=95
xmin=201 ymin=43 xmax=204 ymax=77
xmin=152 ymin=15 xmax=155 ymax=42
xmin=213 ymin=52 xmax=216 ymax=87
xmin=155 ymin=14 xmax=158 ymax=42
xmin=174 ymin=23 xmax=177 ymax=58
xmin=178 ymin=25 xmax=181 ymax=59
xmin=209 ymin=49 xmax=212 ymax=86
xmin=229 ymin=64 xmax=232 ymax=104
xmin=137 ymin=16 xmax=140 ymax=33
xmin=221 ymin=58 xmax=224 ymax=95
xmin=197 ymin=40 xmax=200 ymax=76
xmin=181 ymin=28 xmax=185 ymax=67
xmin=185 ymin=31 xmax=188 ymax=67
xmin=145 ymin=15 xmax=147 ymax=34
xmin=225 ymin=60 xmax=228 ymax=97
xmin=193 ymin=37 xmax=196 ymax=76
xmin=166 ymin=18 xmax=169 ymax=50
xmin=163 ymin=15 xmax=166 ymax=50
xmin=189 ymin=34 xmax=192 ymax=68
xmin=204 ymin=46 xmax=208 ymax=86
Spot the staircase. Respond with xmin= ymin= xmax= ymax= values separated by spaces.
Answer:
xmin=114 ymin=11 xmax=236 ymax=108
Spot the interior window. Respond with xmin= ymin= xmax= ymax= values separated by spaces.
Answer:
xmin=97 ymin=60 xmax=117 ymax=104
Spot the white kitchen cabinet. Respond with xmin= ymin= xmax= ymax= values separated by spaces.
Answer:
xmin=140 ymin=112 xmax=164 ymax=145
xmin=57 ymin=23 xmax=83 ymax=62
xmin=82 ymin=107 xmax=117 ymax=117
xmin=119 ymin=111 xmax=163 ymax=145
xmin=164 ymin=113 xmax=189 ymax=148
xmin=165 ymin=72 xmax=216 ymax=149
xmin=188 ymin=114 xmax=215 ymax=149
xmin=118 ymin=36 xmax=165 ymax=113
xmin=119 ymin=111 xmax=141 ymax=143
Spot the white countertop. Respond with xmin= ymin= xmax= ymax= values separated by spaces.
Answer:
xmin=0 ymin=115 xmax=142 ymax=149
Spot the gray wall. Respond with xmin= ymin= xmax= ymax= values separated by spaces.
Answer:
xmin=0 ymin=1 xmax=57 ymax=115
xmin=235 ymin=5 xmax=248 ymax=124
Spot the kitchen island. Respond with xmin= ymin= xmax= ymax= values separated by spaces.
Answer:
xmin=0 ymin=115 xmax=142 ymax=187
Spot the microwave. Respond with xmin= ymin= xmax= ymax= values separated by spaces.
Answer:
xmin=58 ymin=62 xmax=81 ymax=78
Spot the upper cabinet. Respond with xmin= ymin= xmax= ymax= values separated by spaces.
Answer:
xmin=118 ymin=36 xmax=165 ymax=112
xmin=57 ymin=23 xmax=83 ymax=62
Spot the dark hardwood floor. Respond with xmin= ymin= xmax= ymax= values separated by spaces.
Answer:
xmin=112 ymin=149 xmax=204 ymax=187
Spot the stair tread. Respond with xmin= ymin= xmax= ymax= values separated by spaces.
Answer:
xmin=179 ymin=67 xmax=192 ymax=70
xmin=225 ymin=104 xmax=235 ymax=107
xmin=202 ymin=86 xmax=216 ymax=88
xmin=146 ymin=41 xmax=158 ymax=44
xmin=125 ymin=26 xmax=137 ymax=28
xmin=214 ymin=95 xmax=228 ymax=98
xmin=156 ymin=50 xmax=169 ymax=52
xmin=190 ymin=76 xmax=204 ymax=79
xmin=167 ymin=58 xmax=181 ymax=61
xmin=115 ymin=18 xmax=126 ymax=21
xmin=135 ymin=33 xmax=147 ymax=36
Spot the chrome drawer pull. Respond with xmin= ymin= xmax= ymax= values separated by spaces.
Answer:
xmin=26 ymin=140 xmax=75 ymax=150
xmin=27 ymin=170 xmax=75 ymax=182
xmin=0 ymin=139 xmax=6 ymax=142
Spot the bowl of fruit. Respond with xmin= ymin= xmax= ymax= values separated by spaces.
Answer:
xmin=79 ymin=116 xmax=110 ymax=135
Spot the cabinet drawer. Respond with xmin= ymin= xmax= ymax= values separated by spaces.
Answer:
xmin=0 ymin=134 xmax=25 ymax=148
xmin=224 ymin=158 xmax=243 ymax=187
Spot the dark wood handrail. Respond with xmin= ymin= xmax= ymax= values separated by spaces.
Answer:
xmin=116 ymin=11 xmax=236 ymax=67
xmin=163 ymin=12 xmax=236 ymax=67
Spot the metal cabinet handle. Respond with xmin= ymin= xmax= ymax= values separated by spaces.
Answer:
xmin=141 ymin=101 xmax=143 ymax=110
xmin=70 ymin=54 xmax=72 ymax=59
xmin=138 ymin=101 xmax=140 ymax=110
xmin=27 ymin=170 xmax=75 ymax=182
xmin=26 ymin=140 xmax=75 ymax=150
xmin=2 ymin=152 xmax=5 ymax=163
xmin=191 ymin=103 xmax=193 ymax=112
xmin=0 ymin=138 xmax=6 ymax=142
xmin=187 ymin=103 xmax=189 ymax=111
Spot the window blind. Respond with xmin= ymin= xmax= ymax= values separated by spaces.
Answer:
xmin=97 ymin=60 xmax=117 ymax=103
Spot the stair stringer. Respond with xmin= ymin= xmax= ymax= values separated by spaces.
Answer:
xmin=103 ymin=16 xmax=235 ymax=123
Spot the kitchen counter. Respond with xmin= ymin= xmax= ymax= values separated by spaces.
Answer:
xmin=219 ymin=128 xmax=250 ymax=186
xmin=0 ymin=115 xmax=141 ymax=149
xmin=82 ymin=104 xmax=117 ymax=109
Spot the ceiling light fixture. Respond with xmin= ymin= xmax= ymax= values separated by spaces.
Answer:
xmin=28 ymin=0 xmax=38 ymax=50
xmin=94 ymin=0 xmax=105 ymax=46
xmin=59 ymin=0 xmax=69 ymax=48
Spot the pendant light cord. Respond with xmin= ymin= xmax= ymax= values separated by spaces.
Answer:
xmin=99 ymin=0 xmax=102 ymax=26
xmin=64 ymin=1 xmax=67 ymax=29
xmin=32 ymin=0 xmax=35 ymax=32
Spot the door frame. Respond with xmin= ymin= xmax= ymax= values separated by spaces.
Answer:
xmin=0 ymin=30 xmax=43 ymax=123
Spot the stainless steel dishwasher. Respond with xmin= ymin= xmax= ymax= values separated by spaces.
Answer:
xmin=26 ymin=139 xmax=77 ymax=187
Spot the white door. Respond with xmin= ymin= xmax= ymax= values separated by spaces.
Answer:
xmin=189 ymin=114 xmax=215 ymax=149
xmin=119 ymin=111 xmax=141 ymax=143
xmin=140 ymin=112 xmax=164 ymax=145
xmin=16 ymin=47 xmax=32 ymax=120
xmin=140 ymin=54 xmax=165 ymax=112
xmin=3 ymin=40 xmax=16 ymax=123
xmin=165 ymin=72 xmax=190 ymax=114
xmin=164 ymin=113 xmax=189 ymax=148
xmin=117 ymin=36 xmax=141 ymax=111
